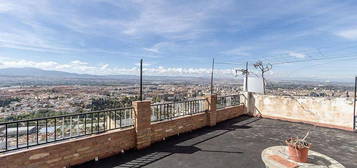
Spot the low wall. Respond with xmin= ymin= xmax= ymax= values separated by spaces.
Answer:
xmin=151 ymin=113 xmax=207 ymax=143
xmin=253 ymin=94 xmax=354 ymax=131
xmin=0 ymin=103 xmax=245 ymax=168
xmin=0 ymin=128 xmax=136 ymax=168
xmin=217 ymin=105 xmax=246 ymax=123
xmin=150 ymin=105 xmax=246 ymax=143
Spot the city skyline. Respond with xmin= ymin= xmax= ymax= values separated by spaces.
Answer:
xmin=1 ymin=0 xmax=357 ymax=81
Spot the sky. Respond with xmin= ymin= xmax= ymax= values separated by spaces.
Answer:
xmin=0 ymin=0 xmax=357 ymax=81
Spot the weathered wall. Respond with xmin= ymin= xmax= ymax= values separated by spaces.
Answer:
xmin=0 ymin=101 xmax=246 ymax=168
xmin=0 ymin=128 xmax=136 ymax=168
xmin=151 ymin=105 xmax=245 ymax=143
xmin=216 ymin=105 xmax=246 ymax=123
xmin=151 ymin=113 xmax=207 ymax=143
xmin=253 ymin=94 xmax=354 ymax=130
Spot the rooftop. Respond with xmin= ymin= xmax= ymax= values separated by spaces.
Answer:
xmin=75 ymin=116 xmax=357 ymax=168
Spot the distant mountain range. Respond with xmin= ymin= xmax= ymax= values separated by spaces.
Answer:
xmin=0 ymin=68 xmax=239 ymax=87
xmin=0 ymin=67 xmax=217 ymax=81
xmin=0 ymin=67 xmax=157 ymax=79
xmin=0 ymin=67 xmax=97 ymax=78
xmin=0 ymin=68 xmax=353 ymax=86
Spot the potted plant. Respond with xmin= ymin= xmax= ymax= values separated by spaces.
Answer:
xmin=285 ymin=131 xmax=311 ymax=163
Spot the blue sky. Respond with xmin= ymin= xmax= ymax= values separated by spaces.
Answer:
xmin=0 ymin=0 xmax=357 ymax=81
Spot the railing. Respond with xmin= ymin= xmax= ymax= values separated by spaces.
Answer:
xmin=0 ymin=107 xmax=133 ymax=153
xmin=217 ymin=95 xmax=242 ymax=109
xmin=151 ymin=98 xmax=207 ymax=122
xmin=353 ymin=76 xmax=357 ymax=130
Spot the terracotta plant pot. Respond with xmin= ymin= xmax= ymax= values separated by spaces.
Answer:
xmin=285 ymin=138 xmax=311 ymax=163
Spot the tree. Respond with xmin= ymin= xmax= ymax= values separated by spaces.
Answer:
xmin=253 ymin=61 xmax=272 ymax=94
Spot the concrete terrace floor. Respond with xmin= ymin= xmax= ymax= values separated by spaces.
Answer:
xmin=75 ymin=115 xmax=357 ymax=168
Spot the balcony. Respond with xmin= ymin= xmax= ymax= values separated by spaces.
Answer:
xmin=75 ymin=116 xmax=357 ymax=168
xmin=1 ymin=94 xmax=356 ymax=168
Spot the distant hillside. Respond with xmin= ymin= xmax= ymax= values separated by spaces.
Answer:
xmin=0 ymin=67 xmax=213 ymax=81
xmin=0 ymin=67 xmax=226 ymax=80
xmin=0 ymin=68 xmax=239 ymax=87
xmin=0 ymin=68 xmax=97 ymax=78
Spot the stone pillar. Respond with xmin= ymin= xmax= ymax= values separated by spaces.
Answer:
xmin=205 ymin=95 xmax=217 ymax=126
xmin=244 ymin=92 xmax=256 ymax=116
xmin=243 ymin=92 xmax=249 ymax=114
xmin=132 ymin=100 xmax=152 ymax=149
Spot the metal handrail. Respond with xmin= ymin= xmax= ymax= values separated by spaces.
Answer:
xmin=151 ymin=98 xmax=208 ymax=122
xmin=0 ymin=107 xmax=133 ymax=125
xmin=217 ymin=94 xmax=242 ymax=109
xmin=150 ymin=98 xmax=207 ymax=106
xmin=0 ymin=107 xmax=134 ymax=153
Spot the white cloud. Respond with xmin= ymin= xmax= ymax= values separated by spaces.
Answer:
xmin=122 ymin=28 xmax=137 ymax=35
xmin=287 ymin=51 xmax=306 ymax=58
xmin=141 ymin=67 xmax=234 ymax=77
xmin=336 ymin=29 xmax=357 ymax=40
xmin=0 ymin=31 xmax=134 ymax=55
xmin=121 ymin=1 xmax=196 ymax=36
xmin=0 ymin=59 xmax=59 ymax=69
xmin=143 ymin=47 xmax=160 ymax=53
xmin=71 ymin=60 xmax=88 ymax=65
xmin=222 ymin=47 xmax=251 ymax=56
xmin=100 ymin=64 xmax=109 ymax=70
xmin=0 ymin=58 xmax=235 ymax=77
xmin=0 ymin=1 xmax=134 ymax=55
xmin=134 ymin=62 xmax=151 ymax=67
xmin=117 ymin=0 xmax=229 ymax=39
xmin=143 ymin=42 xmax=175 ymax=53
xmin=0 ymin=2 xmax=14 ymax=12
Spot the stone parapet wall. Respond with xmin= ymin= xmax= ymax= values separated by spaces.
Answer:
xmin=0 ymin=128 xmax=136 ymax=168
xmin=151 ymin=113 xmax=207 ymax=143
xmin=252 ymin=94 xmax=354 ymax=131
xmin=1 ymin=95 xmax=245 ymax=168
xmin=217 ymin=105 xmax=246 ymax=123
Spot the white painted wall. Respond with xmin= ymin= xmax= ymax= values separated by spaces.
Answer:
xmin=252 ymin=94 xmax=354 ymax=129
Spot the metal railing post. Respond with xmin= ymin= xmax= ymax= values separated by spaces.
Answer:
xmin=211 ymin=58 xmax=214 ymax=95
xmin=139 ymin=59 xmax=143 ymax=101
xmin=353 ymin=76 xmax=356 ymax=130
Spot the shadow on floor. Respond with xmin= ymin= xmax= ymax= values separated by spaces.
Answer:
xmin=74 ymin=115 xmax=259 ymax=168
xmin=309 ymin=155 xmax=333 ymax=166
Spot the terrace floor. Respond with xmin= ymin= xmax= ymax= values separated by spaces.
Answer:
xmin=75 ymin=115 xmax=357 ymax=168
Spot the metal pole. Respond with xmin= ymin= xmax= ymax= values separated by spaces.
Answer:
xmin=353 ymin=76 xmax=356 ymax=130
xmin=262 ymin=71 xmax=266 ymax=94
xmin=210 ymin=58 xmax=215 ymax=95
xmin=245 ymin=62 xmax=248 ymax=92
xmin=140 ymin=59 xmax=143 ymax=101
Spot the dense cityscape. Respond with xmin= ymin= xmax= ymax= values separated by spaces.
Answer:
xmin=0 ymin=77 xmax=355 ymax=122
xmin=0 ymin=82 xmax=236 ymax=121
